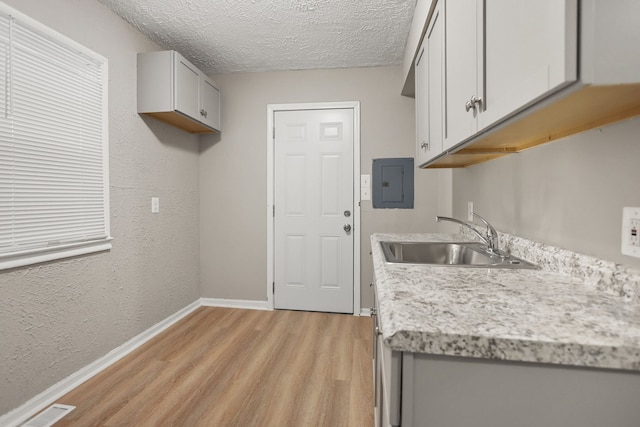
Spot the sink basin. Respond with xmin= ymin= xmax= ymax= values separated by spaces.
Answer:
xmin=380 ymin=241 xmax=538 ymax=269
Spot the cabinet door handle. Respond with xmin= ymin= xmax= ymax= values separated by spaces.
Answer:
xmin=420 ymin=142 xmax=429 ymax=150
xmin=471 ymin=95 xmax=483 ymax=109
xmin=465 ymin=99 xmax=474 ymax=112
xmin=465 ymin=95 xmax=483 ymax=112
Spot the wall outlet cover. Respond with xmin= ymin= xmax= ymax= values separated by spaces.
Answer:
xmin=360 ymin=174 xmax=371 ymax=201
xmin=621 ymin=207 xmax=640 ymax=257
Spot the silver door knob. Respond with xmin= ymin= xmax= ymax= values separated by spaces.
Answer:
xmin=344 ymin=224 xmax=352 ymax=233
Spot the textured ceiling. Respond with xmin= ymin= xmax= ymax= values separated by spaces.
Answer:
xmin=98 ymin=0 xmax=417 ymax=75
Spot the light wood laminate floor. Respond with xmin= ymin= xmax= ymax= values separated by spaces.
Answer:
xmin=53 ymin=307 xmax=374 ymax=426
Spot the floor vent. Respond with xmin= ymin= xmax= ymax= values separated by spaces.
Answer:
xmin=22 ymin=404 xmax=75 ymax=427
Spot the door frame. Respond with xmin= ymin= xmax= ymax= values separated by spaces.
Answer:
xmin=266 ymin=101 xmax=361 ymax=315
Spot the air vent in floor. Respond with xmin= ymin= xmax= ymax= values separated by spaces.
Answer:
xmin=22 ymin=404 xmax=75 ymax=427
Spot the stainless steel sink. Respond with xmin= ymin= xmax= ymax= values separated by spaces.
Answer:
xmin=380 ymin=241 xmax=538 ymax=269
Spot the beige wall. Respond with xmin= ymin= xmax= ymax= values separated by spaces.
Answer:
xmin=199 ymin=66 xmax=449 ymax=309
xmin=453 ymin=116 xmax=640 ymax=270
xmin=0 ymin=0 xmax=200 ymax=415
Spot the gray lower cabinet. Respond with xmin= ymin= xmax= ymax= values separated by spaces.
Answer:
xmin=373 ymin=288 xmax=401 ymax=427
xmin=401 ymin=353 xmax=640 ymax=427
xmin=373 ymin=291 xmax=640 ymax=426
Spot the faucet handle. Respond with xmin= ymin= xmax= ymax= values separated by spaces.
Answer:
xmin=472 ymin=212 xmax=490 ymax=228
xmin=471 ymin=212 xmax=499 ymax=251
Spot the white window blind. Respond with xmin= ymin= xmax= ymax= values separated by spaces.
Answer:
xmin=0 ymin=4 xmax=111 ymax=270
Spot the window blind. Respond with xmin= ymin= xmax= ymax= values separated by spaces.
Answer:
xmin=0 ymin=5 xmax=110 ymax=269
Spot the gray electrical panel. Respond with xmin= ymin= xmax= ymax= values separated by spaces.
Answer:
xmin=372 ymin=158 xmax=414 ymax=209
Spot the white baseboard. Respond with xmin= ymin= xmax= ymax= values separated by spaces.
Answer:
xmin=200 ymin=297 xmax=271 ymax=311
xmin=360 ymin=308 xmax=372 ymax=317
xmin=0 ymin=300 xmax=202 ymax=427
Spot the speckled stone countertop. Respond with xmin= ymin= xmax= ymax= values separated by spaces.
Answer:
xmin=371 ymin=232 xmax=640 ymax=371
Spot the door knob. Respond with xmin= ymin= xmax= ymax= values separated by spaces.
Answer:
xmin=343 ymin=224 xmax=352 ymax=233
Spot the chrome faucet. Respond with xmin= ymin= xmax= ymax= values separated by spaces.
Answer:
xmin=436 ymin=213 xmax=501 ymax=254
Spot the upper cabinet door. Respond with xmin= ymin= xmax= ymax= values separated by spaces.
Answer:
xmin=426 ymin=3 xmax=445 ymax=159
xmin=415 ymin=45 xmax=430 ymax=165
xmin=174 ymin=54 xmax=201 ymax=120
xmin=444 ymin=0 xmax=482 ymax=151
xmin=415 ymin=0 xmax=445 ymax=167
xmin=200 ymin=77 xmax=221 ymax=131
xmin=480 ymin=0 xmax=578 ymax=128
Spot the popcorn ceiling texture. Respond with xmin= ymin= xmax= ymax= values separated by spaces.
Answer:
xmin=0 ymin=0 xmax=200 ymax=416
xmin=98 ymin=0 xmax=417 ymax=74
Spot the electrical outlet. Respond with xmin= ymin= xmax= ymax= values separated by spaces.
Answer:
xmin=151 ymin=197 xmax=160 ymax=213
xmin=622 ymin=207 xmax=640 ymax=257
xmin=467 ymin=201 xmax=474 ymax=222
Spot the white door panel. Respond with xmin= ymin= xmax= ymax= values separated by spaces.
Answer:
xmin=274 ymin=108 xmax=354 ymax=313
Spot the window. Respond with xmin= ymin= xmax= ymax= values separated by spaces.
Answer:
xmin=0 ymin=4 xmax=111 ymax=270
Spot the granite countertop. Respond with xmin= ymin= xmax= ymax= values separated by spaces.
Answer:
xmin=371 ymin=232 xmax=640 ymax=371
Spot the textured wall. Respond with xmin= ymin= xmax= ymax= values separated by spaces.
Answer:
xmin=199 ymin=66 xmax=451 ymax=309
xmin=452 ymin=116 xmax=640 ymax=270
xmin=0 ymin=0 xmax=200 ymax=415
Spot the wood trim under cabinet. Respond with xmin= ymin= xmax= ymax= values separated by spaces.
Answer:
xmin=423 ymin=83 xmax=640 ymax=168
xmin=141 ymin=111 xmax=218 ymax=134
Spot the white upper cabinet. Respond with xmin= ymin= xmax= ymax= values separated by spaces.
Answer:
xmin=415 ymin=46 xmax=429 ymax=164
xmin=443 ymin=0 xmax=577 ymax=151
xmin=480 ymin=0 xmax=578 ymax=128
xmin=415 ymin=0 xmax=445 ymax=166
xmin=138 ymin=50 xmax=221 ymax=134
xmin=409 ymin=0 xmax=640 ymax=168
xmin=174 ymin=55 xmax=201 ymax=121
xmin=443 ymin=0 xmax=483 ymax=151
xmin=200 ymin=78 xmax=221 ymax=131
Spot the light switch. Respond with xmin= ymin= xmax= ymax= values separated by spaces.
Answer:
xmin=360 ymin=174 xmax=371 ymax=201
xmin=151 ymin=197 xmax=160 ymax=213
xmin=361 ymin=186 xmax=371 ymax=201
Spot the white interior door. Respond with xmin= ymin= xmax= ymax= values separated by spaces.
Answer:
xmin=274 ymin=108 xmax=354 ymax=313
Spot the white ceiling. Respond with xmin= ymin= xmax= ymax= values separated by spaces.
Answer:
xmin=98 ymin=0 xmax=417 ymax=75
